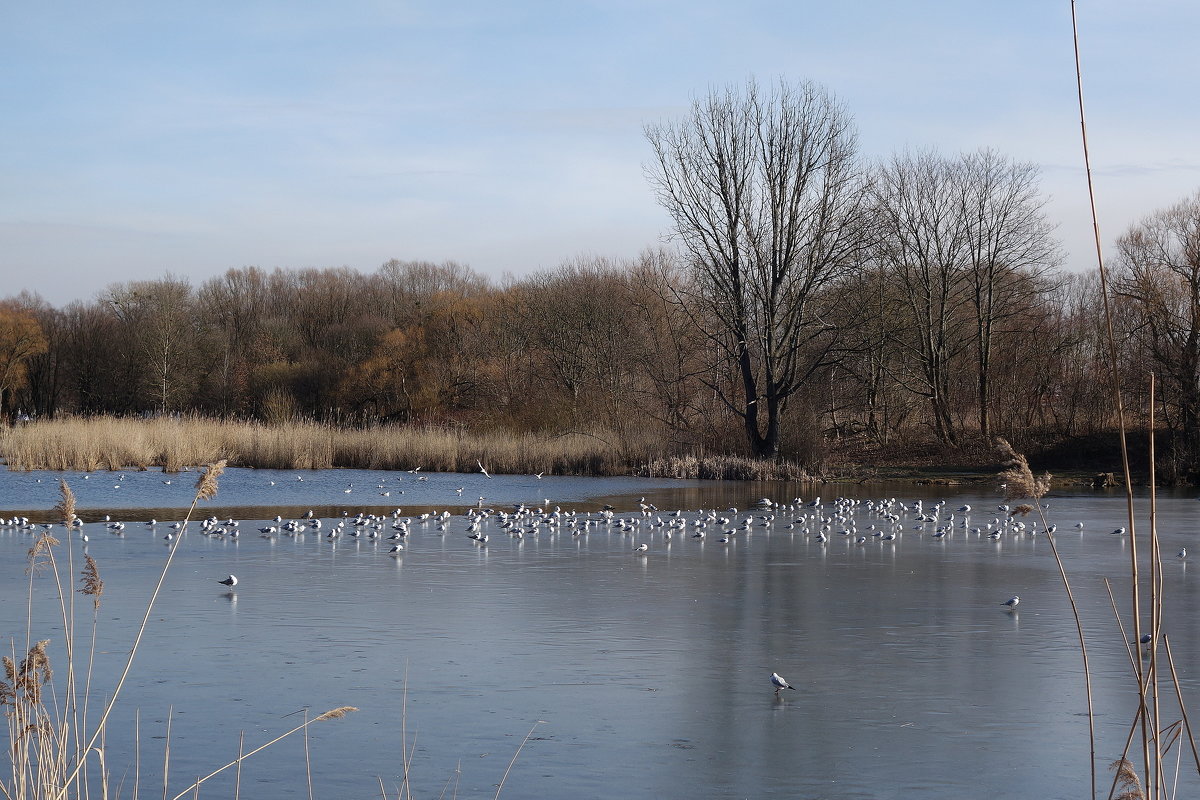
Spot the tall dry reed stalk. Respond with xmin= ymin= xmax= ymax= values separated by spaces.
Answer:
xmin=997 ymin=437 xmax=1097 ymax=797
xmin=374 ymin=666 xmax=536 ymax=800
xmin=1067 ymin=4 xmax=1197 ymax=797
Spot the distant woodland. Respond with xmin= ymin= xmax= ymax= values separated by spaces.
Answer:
xmin=2 ymin=81 xmax=1198 ymax=480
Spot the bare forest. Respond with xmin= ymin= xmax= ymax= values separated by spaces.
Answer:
xmin=4 ymin=82 xmax=1199 ymax=481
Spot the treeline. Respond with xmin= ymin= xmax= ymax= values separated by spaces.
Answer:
xmin=5 ymin=256 xmax=708 ymax=433
xmin=0 ymin=224 xmax=1191 ymax=478
xmin=3 ymin=79 xmax=1198 ymax=480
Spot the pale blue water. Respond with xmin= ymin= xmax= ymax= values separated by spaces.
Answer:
xmin=0 ymin=465 xmax=719 ymax=520
xmin=2 ymin=467 xmax=1199 ymax=799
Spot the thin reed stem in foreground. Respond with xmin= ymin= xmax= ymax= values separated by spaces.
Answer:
xmin=1104 ymin=579 xmax=1139 ymax=673
xmin=401 ymin=665 xmax=412 ymax=800
xmin=1162 ymin=637 xmax=1200 ymax=777
xmin=165 ymin=707 xmax=357 ymax=800
xmin=437 ymin=764 xmax=460 ymax=800
xmin=1069 ymin=3 xmax=1148 ymax=794
xmin=162 ymin=706 xmax=173 ymax=800
xmin=998 ymin=437 xmax=1095 ymax=796
xmin=61 ymin=461 xmax=226 ymax=791
xmin=304 ymin=709 xmax=313 ymax=800
xmin=234 ymin=730 xmax=244 ymax=800
xmin=1149 ymin=375 xmax=1165 ymax=796
xmin=493 ymin=721 xmax=543 ymax=800
xmin=135 ymin=709 xmax=141 ymax=800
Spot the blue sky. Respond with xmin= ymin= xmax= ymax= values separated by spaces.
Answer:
xmin=2 ymin=1 xmax=1197 ymax=305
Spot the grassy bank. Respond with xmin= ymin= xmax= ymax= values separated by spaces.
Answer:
xmin=0 ymin=416 xmax=815 ymax=480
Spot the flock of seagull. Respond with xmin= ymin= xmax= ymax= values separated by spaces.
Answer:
xmin=3 ymin=489 xmax=1187 ymax=695
xmin=1 ymin=493 xmax=1184 ymax=564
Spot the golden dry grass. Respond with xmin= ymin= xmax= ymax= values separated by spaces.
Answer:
xmin=0 ymin=416 xmax=811 ymax=479
xmin=638 ymin=453 xmax=811 ymax=481
xmin=0 ymin=416 xmax=634 ymax=473
xmin=0 ymin=412 xmax=696 ymax=474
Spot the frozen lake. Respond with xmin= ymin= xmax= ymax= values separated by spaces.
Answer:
xmin=2 ymin=466 xmax=1198 ymax=799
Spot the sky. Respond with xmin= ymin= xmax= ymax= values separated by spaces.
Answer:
xmin=2 ymin=1 xmax=1198 ymax=306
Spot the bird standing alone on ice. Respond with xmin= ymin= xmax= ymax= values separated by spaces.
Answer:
xmin=770 ymin=672 xmax=796 ymax=694
xmin=218 ymin=574 xmax=238 ymax=588
xmin=1003 ymin=595 xmax=1019 ymax=609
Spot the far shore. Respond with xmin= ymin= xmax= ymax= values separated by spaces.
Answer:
xmin=0 ymin=415 xmax=1144 ymax=490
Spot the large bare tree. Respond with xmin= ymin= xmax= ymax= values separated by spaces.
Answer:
xmin=874 ymin=148 xmax=1057 ymax=444
xmin=1114 ymin=189 xmax=1200 ymax=477
xmin=645 ymin=78 xmax=870 ymax=458
xmin=958 ymin=149 xmax=1060 ymax=439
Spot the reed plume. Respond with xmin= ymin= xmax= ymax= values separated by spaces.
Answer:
xmin=1112 ymin=757 xmax=1147 ymax=800
xmin=27 ymin=531 xmax=59 ymax=572
xmin=194 ymin=459 xmax=226 ymax=501
xmin=0 ymin=640 xmax=52 ymax=709
xmin=996 ymin=437 xmax=1051 ymax=501
xmin=314 ymin=706 xmax=358 ymax=721
xmin=79 ymin=555 xmax=104 ymax=609
xmin=55 ymin=478 xmax=76 ymax=527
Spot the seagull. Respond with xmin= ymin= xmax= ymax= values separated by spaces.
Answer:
xmin=478 ymin=460 xmax=492 ymax=479
xmin=770 ymin=672 xmax=796 ymax=694
xmin=634 ymin=543 xmax=648 ymax=553
xmin=1002 ymin=595 xmax=1019 ymax=609
xmin=1111 ymin=527 xmax=1127 ymax=535
xmin=1178 ymin=548 xmax=1187 ymax=560
xmin=218 ymin=574 xmax=238 ymax=588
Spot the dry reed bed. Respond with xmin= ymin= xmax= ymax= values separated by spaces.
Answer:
xmin=0 ymin=417 xmax=654 ymax=475
xmin=0 ymin=417 xmax=814 ymax=480
xmin=638 ymin=453 xmax=812 ymax=481
xmin=0 ymin=419 xmax=816 ymax=482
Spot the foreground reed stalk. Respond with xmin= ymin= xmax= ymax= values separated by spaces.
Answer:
xmin=4 ymin=461 xmax=358 ymax=800
xmin=60 ymin=462 xmax=228 ymax=793
xmin=165 ymin=707 xmax=358 ymax=800
xmin=1148 ymin=378 xmax=1165 ymax=795
xmin=998 ymin=438 xmax=1096 ymax=797
xmin=1070 ymin=1 xmax=1158 ymax=794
